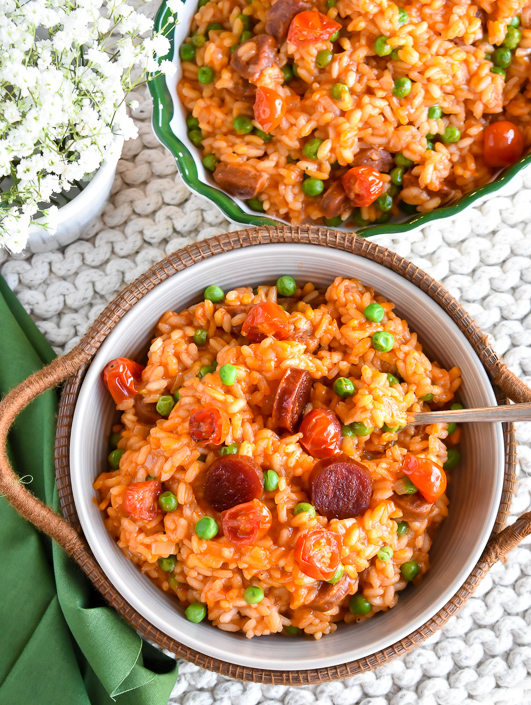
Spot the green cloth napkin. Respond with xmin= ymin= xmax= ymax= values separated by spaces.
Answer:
xmin=0 ymin=275 xmax=179 ymax=705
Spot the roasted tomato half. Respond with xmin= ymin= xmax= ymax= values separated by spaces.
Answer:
xmin=484 ymin=120 xmax=524 ymax=168
xmin=189 ymin=407 xmax=229 ymax=445
xmin=103 ymin=357 xmax=144 ymax=405
xmin=254 ymin=87 xmax=286 ymax=133
xmin=342 ymin=166 xmax=387 ymax=207
xmin=122 ymin=481 xmax=162 ymax=522
xmin=299 ymin=408 xmax=342 ymax=458
xmin=402 ymin=452 xmax=447 ymax=503
xmin=294 ymin=528 xmax=342 ymax=580
xmin=287 ymin=11 xmax=341 ymax=47
xmin=221 ymin=499 xmax=273 ymax=546
xmin=241 ymin=301 xmax=290 ymax=342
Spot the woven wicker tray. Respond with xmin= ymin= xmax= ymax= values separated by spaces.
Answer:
xmin=1 ymin=226 xmax=530 ymax=685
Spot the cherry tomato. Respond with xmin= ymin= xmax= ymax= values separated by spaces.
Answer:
xmin=342 ymin=166 xmax=387 ymax=207
xmin=123 ymin=481 xmax=162 ymax=522
xmin=402 ymin=452 xmax=447 ymax=503
xmin=287 ymin=11 xmax=342 ymax=47
xmin=294 ymin=528 xmax=342 ymax=580
xmin=484 ymin=120 xmax=524 ymax=168
xmin=254 ymin=87 xmax=286 ymax=134
xmin=221 ymin=499 xmax=273 ymax=546
xmin=103 ymin=357 xmax=144 ymax=405
xmin=299 ymin=409 xmax=342 ymax=458
xmin=189 ymin=407 xmax=228 ymax=445
xmin=241 ymin=301 xmax=290 ymax=342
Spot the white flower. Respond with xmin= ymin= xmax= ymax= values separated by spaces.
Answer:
xmin=4 ymin=102 xmax=21 ymax=123
xmin=159 ymin=59 xmax=177 ymax=76
xmin=166 ymin=0 xmax=184 ymax=13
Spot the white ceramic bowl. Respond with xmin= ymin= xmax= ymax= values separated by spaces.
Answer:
xmin=70 ymin=243 xmax=504 ymax=671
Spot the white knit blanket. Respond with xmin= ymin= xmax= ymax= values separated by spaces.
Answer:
xmin=2 ymin=91 xmax=531 ymax=705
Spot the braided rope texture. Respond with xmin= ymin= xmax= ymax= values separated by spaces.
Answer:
xmin=2 ymin=89 xmax=531 ymax=704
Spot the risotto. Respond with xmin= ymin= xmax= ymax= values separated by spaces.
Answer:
xmin=177 ymin=0 xmax=530 ymax=225
xmin=94 ymin=275 xmax=462 ymax=639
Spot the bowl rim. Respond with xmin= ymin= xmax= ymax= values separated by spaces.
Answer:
xmin=148 ymin=1 xmax=531 ymax=237
xmin=55 ymin=227 xmax=517 ymax=683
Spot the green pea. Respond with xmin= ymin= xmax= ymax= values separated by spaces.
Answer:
xmin=509 ymin=16 xmax=520 ymax=28
xmin=342 ymin=424 xmax=355 ymax=437
xmin=447 ymin=422 xmax=457 ymax=435
xmin=334 ymin=377 xmax=355 ymax=397
xmin=441 ymin=125 xmax=461 ymax=143
xmin=108 ymin=449 xmax=124 ymax=469
xmin=198 ymin=454 xmax=207 ymax=462
xmin=244 ymin=586 xmax=264 ymax=604
xmin=303 ymin=137 xmax=323 ymax=159
xmin=282 ymin=64 xmax=294 ymax=82
xmin=192 ymin=34 xmax=206 ymax=47
xmin=185 ymin=602 xmax=207 ymax=622
xmin=400 ymin=476 xmax=418 ymax=494
xmin=198 ymin=0 xmax=209 ymax=5
xmin=401 ymin=560 xmax=420 ymax=581
xmin=491 ymin=67 xmax=506 ymax=77
xmin=331 ymin=83 xmax=349 ymax=100
xmin=246 ymin=196 xmax=265 ymax=211
xmin=393 ymin=77 xmax=412 ymax=98
xmin=427 ymin=105 xmax=442 ymax=120
xmin=396 ymin=521 xmax=408 ymax=537
xmin=330 ymin=30 xmax=340 ymax=41
xmin=241 ymin=30 xmax=253 ymax=42
xmin=193 ymin=328 xmax=208 ymax=346
xmin=188 ymin=129 xmax=203 ymax=146
xmin=326 ymin=0 xmax=337 ymax=6
xmin=390 ymin=48 xmax=401 ymax=61
xmin=285 ymin=625 xmax=300 ymax=634
xmin=206 ymin=22 xmax=223 ymax=34
xmin=109 ymin=432 xmax=121 ymax=449
xmin=351 ymin=422 xmax=372 ymax=436
xmin=450 ymin=402 xmax=463 ymax=410
xmin=219 ymin=363 xmax=237 ymax=385
xmin=156 ymin=395 xmax=175 ymax=417
xmin=327 ymin=564 xmax=344 ymax=584
xmin=294 ymin=502 xmax=316 ymax=517
xmin=264 ymin=469 xmax=279 ymax=492
xmin=387 ymin=373 xmax=400 ymax=385
xmin=371 ymin=330 xmax=394 ymax=352
xmin=420 ymin=393 xmax=434 ymax=402
xmin=398 ymin=8 xmax=409 ymax=25
xmin=376 ymin=192 xmax=393 ymax=212
xmin=316 ymin=50 xmax=334 ymax=68
xmin=363 ymin=302 xmax=385 ymax=322
xmin=302 ymin=178 xmax=324 ymax=197
xmin=325 ymin=216 xmax=343 ymax=227
xmin=168 ymin=573 xmax=179 ymax=590
xmin=426 ymin=132 xmax=436 ymax=140
xmin=229 ymin=43 xmax=238 ymax=55
xmin=146 ymin=475 xmax=157 ymax=481
xmin=238 ymin=13 xmax=252 ymax=30
xmin=400 ymin=200 xmax=418 ymax=215
xmin=292 ymin=63 xmax=300 ymax=78
xmin=426 ymin=139 xmax=434 ymax=150
xmin=198 ymin=66 xmax=215 ymax=84
xmin=159 ymin=491 xmax=178 ymax=512
xmin=484 ymin=51 xmax=492 ymax=60
xmin=276 ymin=275 xmax=296 ymax=296
xmin=158 ymin=555 xmax=177 ymax=572
xmin=389 ymin=166 xmax=405 ymax=186
xmin=198 ymin=364 xmax=214 ymax=379
xmin=255 ymin=128 xmax=273 ymax=142
xmin=352 ymin=209 xmax=370 ymax=226
xmin=195 ymin=516 xmax=218 ymax=539
xmin=204 ymin=285 xmax=224 ymax=302
xmin=233 ymin=115 xmax=254 ymax=135
xmin=374 ymin=36 xmax=392 ymax=57
xmin=377 ymin=545 xmax=393 ymax=561
xmin=219 ymin=443 xmax=239 ymax=455
xmin=173 ymin=390 xmax=181 ymax=403
xmin=349 ymin=594 xmax=372 ymax=615
xmin=493 ymin=47 xmax=513 ymax=68
xmin=375 ymin=211 xmax=392 ymax=224
xmin=202 ymin=154 xmax=218 ymax=172
xmin=186 ymin=114 xmax=200 ymax=130
xmin=180 ymin=43 xmax=196 ymax=62
xmin=394 ymin=152 xmax=414 ymax=168
xmin=444 ymin=447 xmax=461 ymax=470
xmin=382 ymin=423 xmax=401 ymax=432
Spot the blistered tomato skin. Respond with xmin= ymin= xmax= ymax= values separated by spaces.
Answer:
xmin=204 ymin=456 xmax=264 ymax=512
xmin=189 ymin=407 xmax=228 ymax=444
xmin=221 ymin=499 xmax=272 ymax=545
xmin=103 ymin=358 xmax=144 ymax=405
xmin=342 ymin=167 xmax=387 ymax=207
xmin=294 ymin=528 xmax=342 ymax=580
xmin=310 ymin=455 xmax=373 ymax=519
xmin=484 ymin=120 xmax=524 ymax=168
xmin=241 ymin=301 xmax=290 ymax=342
xmin=123 ymin=481 xmax=162 ymax=522
xmin=287 ymin=11 xmax=342 ymax=46
xmin=254 ymin=87 xmax=286 ymax=133
xmin=299 ymin=408 xmax=342 ymax=457
xmin=402 ymin=452 xmax=447 ymax=503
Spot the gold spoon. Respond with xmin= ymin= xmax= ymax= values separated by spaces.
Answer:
xmin=408 ymin=402 xmax=531 ymax=426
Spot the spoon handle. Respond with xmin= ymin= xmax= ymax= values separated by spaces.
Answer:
xmin=409 ymin=402 xmax=531 ymax=425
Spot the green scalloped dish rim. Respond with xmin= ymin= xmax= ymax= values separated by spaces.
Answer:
xmin=149 ymin=0 xmax=531 ymax=237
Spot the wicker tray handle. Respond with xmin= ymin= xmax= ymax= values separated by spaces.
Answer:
xmin=0 ymin=344 xmax=530 ymax=574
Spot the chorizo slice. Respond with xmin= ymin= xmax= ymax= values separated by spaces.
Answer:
xmin=214 ymin=302 xmax=254 ymax=316
xmin=352 ymin=148 xmax=394 ymax=173
xmin=134 ymin=395 xmax=162 ymax=425
xmin=310 ymin=455 xmax=373 ymax=519
xmin=392 ymin=492 xmax=432 ymax=522
xmin=213 ymin=162 xmax=269 ymax=200
xmin=321 ymin=181 xmax=348 ymax=220
xmin=265 ymin=0 xmax=311 ymax=42
xmin=229 ymin=76 xmax=257 ymax=100
xmin=230 ymin=34 xmax=277 ymax=82
xmin=272 ymin=367 xmax=312 ymax=432
xmin=204 ymin=455 xmax=264 ymax=512
xmin=307 ymin=574 xmax=353 ymax=612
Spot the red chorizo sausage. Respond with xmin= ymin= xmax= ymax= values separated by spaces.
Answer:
xmin=310 ymin=455 xmax=373 ymax=519
xmin=134 ymin=395 xmax=162 ymax=425
xmin=230 ymin=34 xmax=277 ymax=82
xmin=265 ymin=0 xmax=311 ymax=42
xmin=392 ymin=492 xmax=432 ymax=522
xmin=213 ymin=162 xmax=269 ymax=200
xmin=272 ymin=367 xmax=312 ymax=432
xmin=320 ymin=181 xmax=348 ymax=220
xmin=352 ymin=148 xmax=394 ymax=172
xmin=306 ymin=574 xmax=353 ymax=612
xmin=204 ymin=455 xmax=264 ymax=512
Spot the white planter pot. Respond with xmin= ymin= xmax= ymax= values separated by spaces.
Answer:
xmin=26 ymin=135 xmax=124 ymax=254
